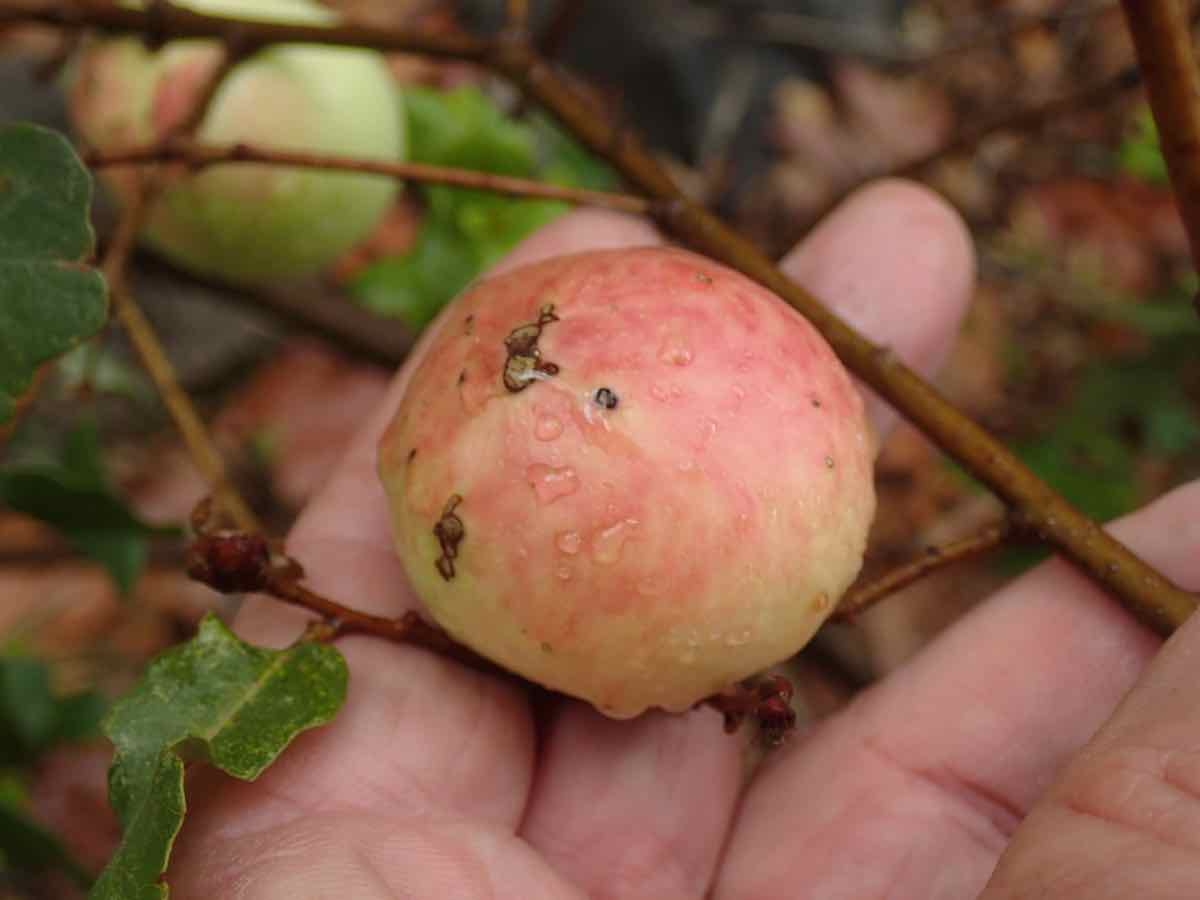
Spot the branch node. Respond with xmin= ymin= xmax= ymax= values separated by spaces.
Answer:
xmin=703 ymin=674 xmax=797 ymax=748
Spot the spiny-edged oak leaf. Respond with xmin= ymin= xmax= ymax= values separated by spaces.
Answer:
xmin=0 ymin=123 xmax=106 ymax=423
xmin=90 ymin=615 xmax=347 ymax=900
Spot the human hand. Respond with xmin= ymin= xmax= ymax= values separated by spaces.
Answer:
xmin=167 ymin=181 xmax=1200 ymax=899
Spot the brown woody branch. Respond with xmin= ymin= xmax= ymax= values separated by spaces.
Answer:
xmin=102 ymin=181 xmax=259 ymax=533
xmin=1120 ymin=0 xmax=1200 ymax=283
xmin=834 ymin=520 xmax=1015 ymax=622
xmin=505 ymin=0 xmax=530 ymax=32
xmin=17 ymin=1 xmax=1197 ymax=635
xmin=94 ymin=30 xmax=262 ymax=533
xmin=85 ymin=139 xmax=651 ymax=214
xmin=185 ymin=498 xmax=495 ymax=669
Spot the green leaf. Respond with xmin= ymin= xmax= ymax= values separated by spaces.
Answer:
xmin=452 ymin=192 xmax=566 ymax=267
xmin=91 ymin=615 xmax=347 ymax=900
xmin=405 ymin=86 xmax=536 ymax=175
xmin=0 ymin=421 xmax=176 ymax=595
xmin=0 ymin=658 xmax=57 ymax=761
xmin=357 ymin=87 xmax=614 ymax=328
xmin=351 ymin=217 xmax=478 ymax=329
xmin=530 ymin=114 xmax=619 ymax=191
xmin=0 ymin=796 xmax=92 ymax=888
xmin=0 ymin=123 xmax=107 ymax=423
xmin=56 ymin=344 xmax=153 ymax=405
xmin=1016 ymin=339 xmax=1200 ymax=524
xmin=1118 ymin=107 xmax=1169 ymax=185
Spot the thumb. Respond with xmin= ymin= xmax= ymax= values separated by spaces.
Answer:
xmin=983 ymin=576 xmax=1200 ymax=898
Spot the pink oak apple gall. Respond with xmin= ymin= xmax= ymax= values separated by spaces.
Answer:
xmin=379 ymin=247 xmax=876 ymax=717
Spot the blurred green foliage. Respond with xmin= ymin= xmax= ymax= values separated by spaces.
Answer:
xmin=1000 ymin=285 xmax=1200 ymax=573
xmin=350 ymin=86 xmax=618 ymax=330
xmin=0 ymin=656 xmax=105 ymax=889
xmin=0 ymin=420 xmax=178 ymax=595
xmin=1118 ymin=106 xmax=1169 ymax=185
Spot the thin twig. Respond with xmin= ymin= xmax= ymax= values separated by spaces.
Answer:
xmin=102 ymin=181 xmax=260 ymax=533
xmin=671 ymin=0 xmax=1115 ymax=65
xmin=895 ymin=66 xmax=1141 ymax=177
xmin=485 ymin=43 xmax=1197 ymax=635
xmin=85 ymin=139 xmax=651 ymax=214
xmin=801 ymin=64 xmax=1142 ymax=233
xmin=505 ymin=0 xmax=530 ymax=32
xmin=702 ymin=674 xmax=797 ymax=747
xmin=13 ymin=1 xmax=1196 ymax=633
xmin=160 ymin=43 xmax=242 ymax=139
xmin=834 ymin=521 xmax=1015 ymax=622
xmin=1120 ymin=0 xmax=1200 ymax=288
xmin=93 ymin=34 xmax=262 ymax=533
xmin=137 ymin=253 xmax=414 ymax=368
xmin=536 ymin=0 xmax=585 ymax=59
xmin=185 ymin=500 xmax=496 ymax=670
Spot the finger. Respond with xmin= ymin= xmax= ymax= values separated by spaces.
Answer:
xmin=170 ymin=210 xmax=662 ymax=890
xmin=983 ymin=515 xmax=1200 ymax=897
xmin=519 ymin=180 xmax=975 ymax=899
xmin=779 ymin=178 xmax=975 ymax=436
xmin=714 ymin=482 xmax=1200 ymax=899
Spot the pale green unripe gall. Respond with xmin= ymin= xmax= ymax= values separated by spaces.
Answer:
xmin=67 ymin=0 xmax=405 ymax=285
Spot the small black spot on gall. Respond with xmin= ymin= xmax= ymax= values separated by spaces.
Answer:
xmin=811 ymin=397 xmax=822 ymax=408
xmin=407 ymin=448 xmax=417 ymax=464
xmin=593 ymin=387 xmax=619 ymax=409
xmin=695 ymin=271 xmax=712 ymax=285
xmin=464 ymin=314 xmax=475 ymax=335
xmin=824 ymin=456 xmax=835 ymax=469
xmin=458 ymin=369 xmax=467 ymax=386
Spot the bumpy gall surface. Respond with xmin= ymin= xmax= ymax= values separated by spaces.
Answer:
xmin=380 ymin=247 xmax=875 ymax=717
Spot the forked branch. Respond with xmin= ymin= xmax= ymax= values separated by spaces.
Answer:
xmin=86 ymin=139 xmax=651 ymax=213
xmin=12 ymin=0 xmax=1196 ymax=633
xmin=834 ymin=520 xmax=1015 ymax=622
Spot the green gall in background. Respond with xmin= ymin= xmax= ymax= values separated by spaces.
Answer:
xmin=66 ymin=0 xmax=404 ymax=286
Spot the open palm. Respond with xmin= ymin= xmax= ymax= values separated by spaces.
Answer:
xmin=169 ymin=182 xmax=1200 ymax=899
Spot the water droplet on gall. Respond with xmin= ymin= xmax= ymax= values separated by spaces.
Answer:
xmin=723 ymin=628 xmax=753 ymax=647
xmin=592 ymin=518 xmax=638 ymax=564
xmin=534 ymin=415 xmax=563 ymax=441
xmin=526 ymin=464 xmax=580 ymax=504
xmin=658 ymin=336 xmax=693 ymax=366
xmin=555 ymin=530 xmax=582 ymax=554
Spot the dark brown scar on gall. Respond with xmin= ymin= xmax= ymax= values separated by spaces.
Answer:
xmin=434 ymin=494 xmax=465 ymax=581
xmin=503 ymin=304 xmax=561 ymax=393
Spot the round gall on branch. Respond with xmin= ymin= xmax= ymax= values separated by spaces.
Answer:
xmin=379 ymin=247 xmax=875 ymax=717
xmin=66 ymin=0 xmax=403 ymax=286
